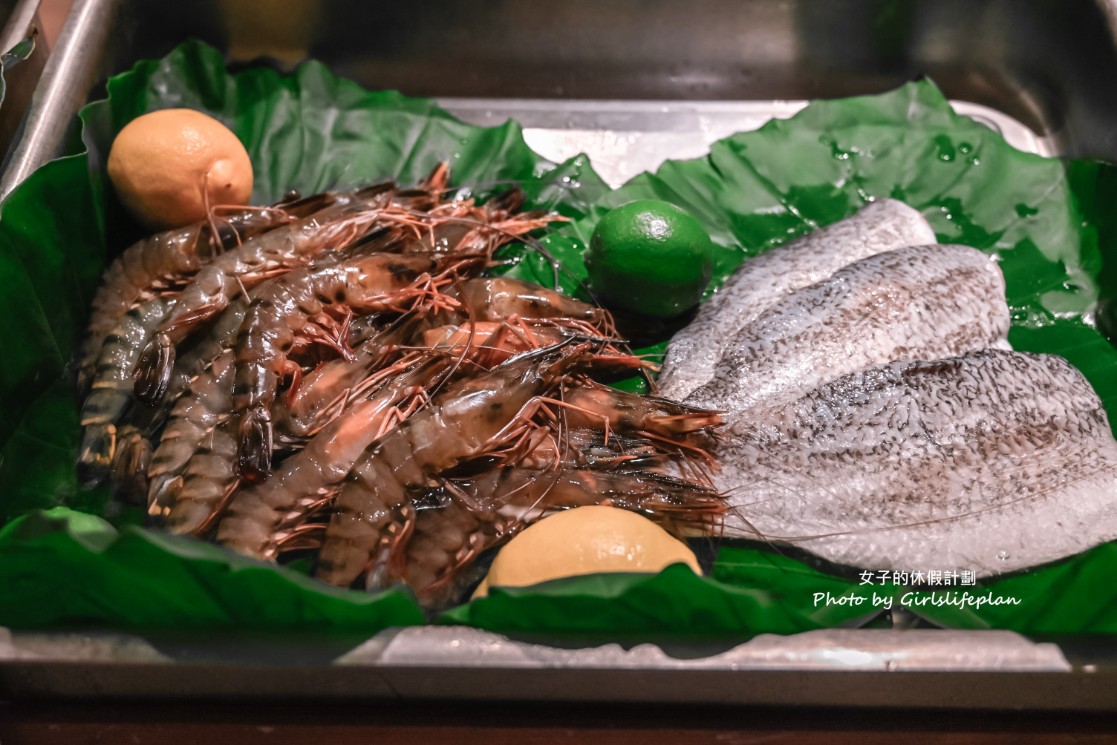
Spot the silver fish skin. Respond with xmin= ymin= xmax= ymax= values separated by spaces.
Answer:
xmin=716 ymin=350 xmax=1117 ymax=577
xmin=685 ymin=244 xmax=1010 ymax=418
xmin=658 ymin=199 xmax=936 ymax=399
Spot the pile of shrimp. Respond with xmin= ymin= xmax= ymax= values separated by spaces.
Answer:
xmin=76 ymin=164 xmax=726 ymax=606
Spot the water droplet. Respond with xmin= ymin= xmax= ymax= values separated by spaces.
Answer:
xmin=997 ymin=550 xmax=1010 ymax=561
xmin=968 ymin=156 xmax=981 ymax=166
xmin=1014 ymin=203 xmax=1039 ymax=218
xmin=958 ymin=142 xmax=973 ymax=154
xmin=817 ymin=135 xmax=857 ymax=161
xmin=933 ymin=135 xmax=956 ymax=162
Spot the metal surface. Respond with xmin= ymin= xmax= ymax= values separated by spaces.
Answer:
xmin=0 ymin=0 xmax=45 ymax=158
xmin=1 ymin=0 xmax=1114 ymax=195
xmin=7 ymin=626 xmax=1116 ymax=711
xmin=104 ymin=0 xmax=1117 ymax=161
xmin=0 ymin=0 xmax=40 ymax=63
xmin=3 ymin=0 xmax=1117 ymax=712
xmin=0 ymin=0 xmax=114 ymax=199
xmin=439 ymin=98 xmax=1056 ymax=187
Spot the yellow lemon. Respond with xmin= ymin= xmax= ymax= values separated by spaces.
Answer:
xmin=107 ymin=108 xmax=254 ymax=230
xmin=473 ymin=505 xmax=701 ymax=598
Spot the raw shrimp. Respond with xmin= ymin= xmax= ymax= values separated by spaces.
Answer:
xmin=133 ymin=186 xmax=398 ymax=402
xmin=76 ymin=204 xmax=301 ymax=394
xmin=276 ymin=317 xmax=426 ymax=440
xmin=163 ymin=422 xmax=239 ymax=535
xmin=146 ymin=350 xmax=236 ymax=518
xmin=275 ymin=276 xmax=618 ymax=442
xmin=217 ymin=357 xmax=451 ymax=560
xmin=315 ymin=341 xmax=595 ymax=588
xmin=419 ymin=320 xmax=573 ymax=368
xmin=559 ymin=382 xmax=724 ymax=439
xmin=233 ymin=252 xmax=445 ymax=482
xmin=77 ymin=297 xmax=175 ymax=487
xmin=109 ymin=424 xmax=154 ymax=505
xmin=108 ymin=297 xmax=252 ymax=506
xmin=453 ymin=277 xmax=611 ymax=330
xmin=450 ymin=379 xmax=723 ymax=475
xmin=148 ymin=297 xmax=250 ymax=425
xmin=399 ymin=467 xmax=725 ymax=605
xmin=514 ymin=427 xmax=672 ymax=473
xmin=391 ymin=183 xmax=562 ymax=260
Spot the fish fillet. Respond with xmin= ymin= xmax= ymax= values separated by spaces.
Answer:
xmin=658 ymin=199 xmax=936 ymax=399
xmin=685 ymin=244 xmax=1011 ymax=418
xmin=716 ymin=350 xmax=1117 ymax=577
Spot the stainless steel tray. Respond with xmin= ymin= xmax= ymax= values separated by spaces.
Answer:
xmin=2 ymin=0 xmax=1117 ymax=711
xmin=0 ymin=0 xmax=47 ymax=161
xmin=6 ymin=626 xmax=1113 ymax=710
xmin=440 ymin=97 xmax=1056 ymax=187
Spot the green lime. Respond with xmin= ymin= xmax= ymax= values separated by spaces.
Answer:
xmin=586 ymin=199 xmax=714 ymax=318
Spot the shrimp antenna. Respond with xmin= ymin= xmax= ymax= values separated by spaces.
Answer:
xmin=494 ymin=233 xmax=577 ymax=292
xmin=499 ymin=335 xmax=584 ymax=366
xmin=437 ymin=298 xmax=483 ymax=395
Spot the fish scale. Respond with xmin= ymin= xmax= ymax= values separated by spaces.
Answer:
xmin=685 ymin=243 xmax=1011 ymax=419
xmin=658 ymin=198 xmax=936 ymax=399
xmin=716 ymin=349 xmax=1117 ymax=577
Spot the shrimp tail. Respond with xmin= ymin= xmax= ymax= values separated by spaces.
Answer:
xmin=110 ymin=426 xmax=153 ymax=506
xmin=133 ymin=332 xmax=175 ymax=403
xmin=148 ymin=474 xmax=183 ymax=518
xmin=237 ymin=404 xmax=274 ymax=483
xmin=76 ymin=424 xmax=116 ymax=488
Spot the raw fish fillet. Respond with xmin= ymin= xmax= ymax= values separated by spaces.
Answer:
xmin=716 ymin=350 xmax=1117 ymax=577
xmin=686 ymin=244 xmax=1011 ymax=418
xmin=658 ymin=199 xmax=936 ymax=399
